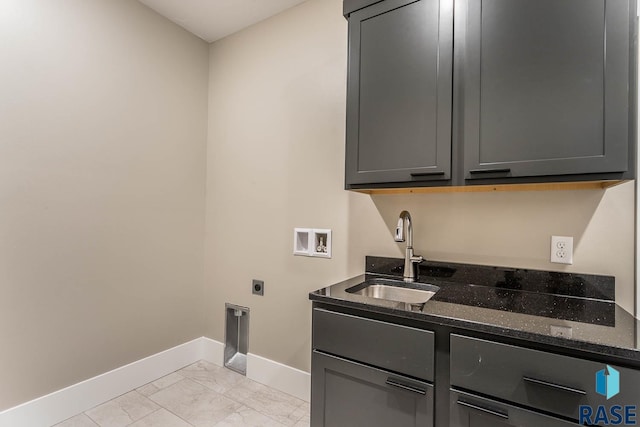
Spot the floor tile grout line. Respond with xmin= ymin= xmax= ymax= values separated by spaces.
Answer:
xmin=124 ymin=407 xmax=163 ymax=427
xmin=178 ymin=369 xmax=307 ymax=427
xmin=145 ymin=383 xmax=198 ymax=427
xmin=189 ymin=359 xmax=306 ymax=403
xmin=158 ymin=404 xmax=197 ymax=427
xmin=83 ymin=410 xmax=100 ymax=426
xmin=155 ymin=402 xmax=196 ymax=427
xmin=210 ymin=375 xmax=307 ymax=426
xmin=230 ymin=393 xmax=305 ymax=426
xmin=64 ymin=361 xmax=308 ymax=427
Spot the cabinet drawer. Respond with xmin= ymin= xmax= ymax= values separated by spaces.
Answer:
xmin=311 ymin=351 xmax=434 ymax=427
xmin=312 ymin=308 xmax=434 ymax=381
xmin=450 ymin=390 xmax=576 ymax=427
xmin=450 ymin=335 xmax=640 ymax=420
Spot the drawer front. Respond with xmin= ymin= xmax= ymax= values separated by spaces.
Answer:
xmin=450 ymin=334 xmax=640 ymax=420
xmin=450 ymin=390 xmax=576 ymax=427
xmin=312 ymin=308 xmax=434 ymax=381
xmin=311 ymin=351 xmax=434 ymax=427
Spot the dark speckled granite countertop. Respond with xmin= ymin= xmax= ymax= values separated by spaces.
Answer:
xmin=309 ymin=257 xmax=640 ymax=363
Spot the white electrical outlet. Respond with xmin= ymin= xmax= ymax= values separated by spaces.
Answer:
xmin=550 ymin=325 xmax=573 ymax=338
xmin=550 ymin=236 xmax=573 ymax=264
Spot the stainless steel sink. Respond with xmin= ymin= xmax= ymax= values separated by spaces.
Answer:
xmin=346 ymin=278 xmax=439 ymax=305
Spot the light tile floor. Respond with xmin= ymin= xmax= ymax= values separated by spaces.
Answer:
xmin=54 ymin=361 xmax=310 ymax=427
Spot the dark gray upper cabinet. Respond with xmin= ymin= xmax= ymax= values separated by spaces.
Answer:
xmin=345 ymin=0 xmax=454 ymax=187
xmin=343 ymin=0 xmax=636 ymax=189
xmin=460 ymin=0 xmax=633 ymax=181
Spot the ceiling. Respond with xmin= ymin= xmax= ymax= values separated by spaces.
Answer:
xmin=138 ymin=0 xmax=309 ymax=43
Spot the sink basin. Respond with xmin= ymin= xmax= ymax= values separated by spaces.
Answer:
xmin=346 ymin=278 xmax=439 ymax=305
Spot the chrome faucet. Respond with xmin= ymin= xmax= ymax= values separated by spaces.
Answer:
xmin=394 ymin=210 xmax=423 ymax=282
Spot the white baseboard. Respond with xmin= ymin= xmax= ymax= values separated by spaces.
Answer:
xmin=0 ymin=338 xmax=202 ymax=427
xmin=247 ymin=353 xmax=311 ymax=402
xmin=200 ymin=338 xmax=310 ymax=402
xmin=0 ymin=337 xmax=309 ymax=427
xmin=200 ymin=337 xmax=224 ymax=366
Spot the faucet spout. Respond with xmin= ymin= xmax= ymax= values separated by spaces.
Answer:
xmin=395 ymin=210 xmax=413 ymax=246
xmin=395 ymin=210 xmax=423 ymax=282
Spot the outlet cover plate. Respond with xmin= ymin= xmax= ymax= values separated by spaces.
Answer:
xmin=252 ymin=279 xmax=264 ymax=296
xmin=551 ymin=236 xmax=573 ymax=264
xmin=550 ymin=325 xmax=573 ymax=338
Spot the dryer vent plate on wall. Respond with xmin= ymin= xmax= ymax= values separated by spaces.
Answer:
xmin=224 ymin=303 xmax=249 ymax=375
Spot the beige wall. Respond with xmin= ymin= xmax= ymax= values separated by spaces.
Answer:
xmin=205 ymin=0 xmax=636 ymax=373
xmin=0 ymin=0 xmax=632 ymax=410
xmin=0 ymin=0 xmax=208 ymax=410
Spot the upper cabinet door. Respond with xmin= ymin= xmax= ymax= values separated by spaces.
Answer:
xmin=460 ymin=0 xmax=631 ymax=180
xmin=345 ymin=0 xmax=454 ymax=187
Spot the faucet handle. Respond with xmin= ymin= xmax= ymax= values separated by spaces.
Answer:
xmin=406 ymin=254 xmax=424 ymax=283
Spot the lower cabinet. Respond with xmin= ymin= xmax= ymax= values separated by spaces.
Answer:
xmin=311 ymin=350 xmax=434 ymax=427
xmin=310 ymin=306 xmax=640 ymax=426
xmin=450 ymin=390 xmax=575 ymax=427
xmin=311 ymin=307 xmax=436 ymax=426
xmin=450 ymin=334 xmax=640 ymax=423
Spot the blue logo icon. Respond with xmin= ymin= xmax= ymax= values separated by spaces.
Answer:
xmin=596 ymin=365 xmax=620 ymax=400
xmin=579 ymin=365 xmax=636 ymax=424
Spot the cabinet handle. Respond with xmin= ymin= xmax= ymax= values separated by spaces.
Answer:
xmin=468 ymin=168 xmax=511 ymax=174
xmin=523 ymin=376 xmax=587 ymax=396
xmin=456 ymin=400 xmax=509 ymax=419
xmin=385 ymin=378 xmax=427 ymax=395
xmin=410 ymin=171 xmax=446 ymax=177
